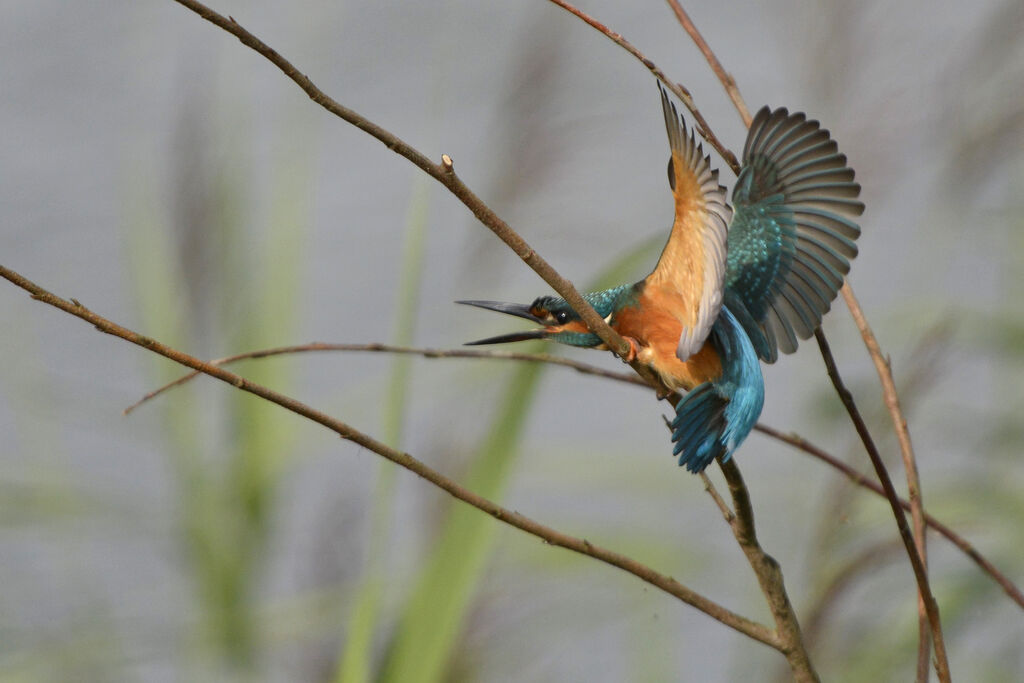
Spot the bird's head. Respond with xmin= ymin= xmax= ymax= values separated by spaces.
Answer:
xmin=457 ymin=296 xmax=603 ymax=348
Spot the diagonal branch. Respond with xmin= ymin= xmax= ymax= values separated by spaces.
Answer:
xmin=814 ymin=329 xmax=951 ymax=682
xmin=0 ymin=263 xmax=776 ymax=648
xmin=840 ymin=282 xmax=931 ymax=678
xmin=544 ymin=0 xmax=741 ymax=175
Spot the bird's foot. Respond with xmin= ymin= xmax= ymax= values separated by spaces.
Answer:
xmin=620 ymin=336 xmax=640 ymax=363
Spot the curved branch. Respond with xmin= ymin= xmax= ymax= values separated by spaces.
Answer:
xmin=814 ymin=329 xmax=951 ymax=682
xmin=0 ymin=263 xmax=776 ymax=648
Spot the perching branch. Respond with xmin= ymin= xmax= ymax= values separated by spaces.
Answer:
xmin=0 ymin=263 xmax=776 ymax=647
xmin=160 ymin=8 xmax=812 ymax=672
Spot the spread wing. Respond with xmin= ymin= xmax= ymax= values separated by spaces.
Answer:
xmin=650 ymin=86 xmax=732 ymax=361
xmin=725 ymin=106 xmax=864 ymax=363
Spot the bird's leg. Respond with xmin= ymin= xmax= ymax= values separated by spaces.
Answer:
xmin=619 ymin=336 xmax=673 ymax=399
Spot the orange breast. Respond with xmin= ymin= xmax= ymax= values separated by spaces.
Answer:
xmin=613 ymin=286 xmax=722 ymax=392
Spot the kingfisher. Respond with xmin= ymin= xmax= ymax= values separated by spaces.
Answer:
xmin=459 ymin=86 xmax=863 ymax=473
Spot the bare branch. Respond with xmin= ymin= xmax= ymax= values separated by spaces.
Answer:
xmin=814 ymin=329 xmax=951 ymax=682
xmin=0 ymin=263 xmax=776 ymax=647
xmin=700 ymin=471 xmax=734 ymax=522
xmin=841 ymin=282 xmax=932 ymax=680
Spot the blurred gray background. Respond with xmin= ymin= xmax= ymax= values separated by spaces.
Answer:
xmin=2 ymin=0 xmax=1022 ymax=681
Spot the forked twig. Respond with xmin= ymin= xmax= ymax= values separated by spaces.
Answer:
xmin=719 ymin=458 xmax=818 ymax=681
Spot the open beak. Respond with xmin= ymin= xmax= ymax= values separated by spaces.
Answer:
xmin=456 ymin=300 xmax=549 ymax=345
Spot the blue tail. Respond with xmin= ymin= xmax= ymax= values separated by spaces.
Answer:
xmin=671 ymin=306 xmax=765 ymax=473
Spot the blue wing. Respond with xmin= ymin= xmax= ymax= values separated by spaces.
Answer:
xmin=725 ymin=106 xmax=864 ymax=363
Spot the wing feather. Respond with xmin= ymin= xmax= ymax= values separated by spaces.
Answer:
xmin=650 ymin=86 xmax=733 ymax=361
xmin=726 ymin=106 xmax=864 ymax=362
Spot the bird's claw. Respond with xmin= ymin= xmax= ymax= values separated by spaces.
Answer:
xmin=621 ymin=336 xmax=640 ymax=363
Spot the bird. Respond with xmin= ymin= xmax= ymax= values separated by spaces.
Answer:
xmin=459 ymin=86 xmax=863 ymax=473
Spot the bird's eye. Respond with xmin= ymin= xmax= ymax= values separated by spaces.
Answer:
xmin=555 ymin=311 xmax=569 ymax=324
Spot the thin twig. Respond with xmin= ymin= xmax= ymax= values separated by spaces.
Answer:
xmin=700 ymin=471 xmax=734 ymax=522
xmin=663 ymin=0 xmax=752 ymax=127
xmin=0 ymin=263 xmax=776 ymax=647
xmin=841 ymin=282 xmax=931 ymax=680
xmin=544 ymin=0 xmax=741 ymax=175
xmin=123 ymin=343 xmax=646 ymax=414
xmin=814 ymin=329 xmax=951 ymax=683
